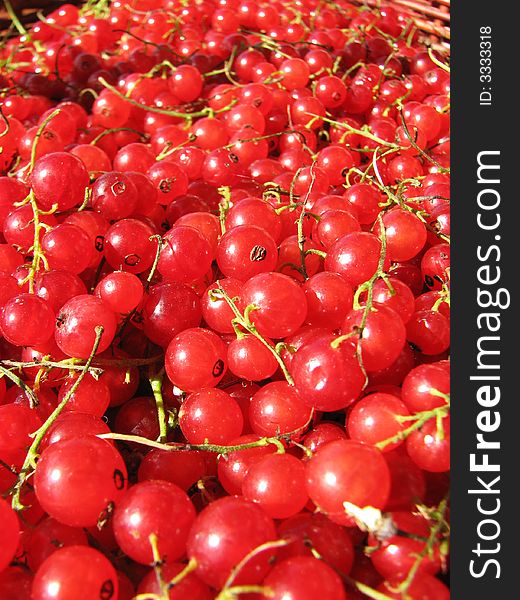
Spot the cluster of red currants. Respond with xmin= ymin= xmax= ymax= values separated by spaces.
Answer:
xmin=0 ymin=0 xmax=450 ymax=598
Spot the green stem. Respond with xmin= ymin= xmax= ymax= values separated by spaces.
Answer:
xmin=214 ymin=285 xmax=295 ymax=385
xmin=98 ymin=433 xmax=286 ymax=455
xmin=149 ymin=368 xmax=167 ymax=443
xmin=98 ymin=78 xmax=232 ymax=120
xmin=377 ymin=403 xmax=450 ymax=451
xmin=0 ymin=366 xmax=39 ymax=408
xmin=11 ymin=326 xmax=105 ymax=511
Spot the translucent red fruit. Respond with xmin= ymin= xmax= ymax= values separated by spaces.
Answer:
xmin=113 ymin=480 xmax=195 ymax=565
xmin=347 ymin=392 xmax=411 ymax=452
xmin=291 ymin=334 xmax=365 ymax=411
xmin=41 ymin=224 xmax=94 ymax=274
xmin=406 ymin=415 xmax=450 ymax=472
xmin=165 ymin=328 xmax=227 ymax=392
xmin=377 ymin=573 xmax=450 ymax=600
xmin=217 ymin=434 xmax=277 ymax=495
xmin=138 ymin=449 xmax=207 ymax=492
xmin=178 ymin=388 xmax=244 ymax=444
xmin=142 ymin=282 xmax=202 ymax=348
xmin=376 ymin=208 xmax=427 ymax=261
xmin=240 ymin=272 xmax=308 ymax=339
xmin=55 ymin=295 xmax=117 ymax=358
xmin=369 ymin=512 xmax=442 ymax=581
xmin=158 ymin=225 xmax=212 ymax=283
xmin=0 ymin=498 xmax=19 ymax=572
xmin=217 ymin=225 xmax=278 ymax=280
xmin=31 ymin=545 xmax=119 ymax=600
xmin=242 ymin=453 xmax=308 ymax=519
xmin=325 ymin=232 xmax=390 ymax=287
xmin=302 ymin=271 xmax=354 ymax=328
xmin=201 ymin=278 xmax=243 ymax=334
xmin=277 ymin=512 xmax=354 ymax=575
xmin=0 ymin=294 xmax=55 ymax=348
xmin=227 ymin=335 xmax=279 ymax=381
xmin=57 ymin=373 xmax=111 ymax=417
xmin=341 ymin=305 xmax=406 ymax=371
xmin=187 ymin=496 xmax=277 ymax=589
xmin=136 ymin=562 xmax=211 ymax=600
xmin=249 ymin=381 xmax=313 ymax=438
xmin=104 ymin=218 xmax=157 ymax=274
xmin=91 ymin=171 xmax=138 ymax=220
xmin=263 ymin=556 xmax=347 ymax=600
xmin=306 ymin=439 xmax=391 ymax=526
xmin=34 ymin=436 xmax=127 ymax=527
xmin=30 ymin=151 xmax=89 ymax=211
xmin=27 ymin=517 xmax=88 ymax=572
xmin=94 ymin=271 xmax=143 ymax=315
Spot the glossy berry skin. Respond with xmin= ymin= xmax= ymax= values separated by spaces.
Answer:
xmin=91 ymin=171 xmax=138 ymax=221
xmin=342 ymin=306 xmax=406 ymax=371
xmin=30 ymin=152 xmax=90 ymax=211
xmin=40 ymin=413 xmax=111 ymax=451
xmin=369 ymin=512 xmax=442 ymax=581
xmin=55 ymin=295 xmax=117 ymax=358
xmin=103 ymin=219 xmax=157 ymax=274
xmin=27 ymin=517 xmax=88 ymax=572
xmin=226 ymin=197 xmax=282 ymax=243
xmin=217 ymin=225 xmax=278 ymax=281
xmin=35 ymin=270 xmax=87 ymax=314
xmin=165 ymin=328 xmax=227 ymax=392
xmin=227 ymin=335 xmax=279 ymax=381
xmin=147 ymin=161 xmax=189 ymax=205
xmin=142 ymin=282 xmax=202 ymax=348
xmin=138 ymin=449 xmax=207 ymax=492
xmin=217 ymin=434 xmax=277 ymax=495
xmin=377 ymin=573 xmax=449 ymax=600
xmin=384 ymin=448 xmax=426 ymax=512
xmin=406 ymin=415 xmax=450 ymax=472
xmin=178 ymin=388 xmax=244 ymax=444
xmin=347 ymin=393 xmax=410 ymax=452
xmin=302 ymin=422 xmax=348 ymax=456
xmin=325 ymin=232 xmax=389 ymax=287
xmin=0 ymin=294 xmax=55 ymax=348
xmin=240 ymin=272 xmax=308 ymax=339
xmin=57 ymin=374 xmax=111 ymax=417
xmin=31 ymin=545 xmax=118 ymax=600
xmin=402 ymin=363 xmax=450 ymax=412
xmin=158 ymin=225 xmax=212 ymax=283
xmin=34 ymin=436 xmax=127 ymax=528
xmin=278 ymin=512 xmax=354 ymax=576
xmin=306 ymin=439 xmax=391 ymax=526
xmin=201 ymin=278 xmax=243 ymax=334
xmin=187 ymin=496 xmax=277 ymax=589
xmin=406 ymin=309 xmax=450 ymax=355
xmin=262 ymin=556 xmax=347 ymax=600
xmin=94 ymin=271 xmax=143 ymax=315
xmin=242 ymin=453 xmax=308 ymax=519
xmin=378 ymin=209 xmax=427 ymax=262
xmin=421 ymin=243 xmax=450 ymax=290
xmin=249 ymin=382 xmax=313 ymax=438
xmin=291 ymin=334 xmax=365 ymax=411
xmin=41 ymin=224 xmax=94 ymax=274
xmin=0 ymin=497 xmax=19 ymax=572
xmin=136 ymin=562 xmax=211 ymax=600
xmin=3 ymin=204 xmax=57 ymax=252
xmin=113 ymin=480 xmax=195 ymax=565
xmin=370 ymin=277 xmax=416 ymax=324
xmin=303 ymin=272 xmax=354 ymax=328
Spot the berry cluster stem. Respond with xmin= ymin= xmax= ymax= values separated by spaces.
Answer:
xmin=213 ymin=284 xmax=295 ymax=385
xmin=11 ymin=326 xmax=105 ymax=511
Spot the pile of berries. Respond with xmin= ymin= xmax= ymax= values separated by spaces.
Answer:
xmin=0 ymin=0 xmax=450 ymax=598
